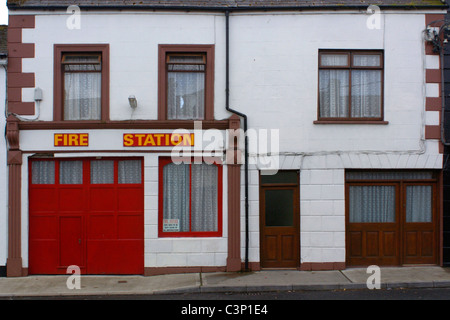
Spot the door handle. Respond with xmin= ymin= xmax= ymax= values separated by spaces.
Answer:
xmin=78 ymin=239 xmax=81 ymax=245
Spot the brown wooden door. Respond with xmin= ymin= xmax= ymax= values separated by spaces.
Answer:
xmin=260 ymin=185 xmax=299 ymax=268
xmin=346 ymin=182 xmax=401 ymax=266
xmin=346 ymin=174 xmax=439 ymax=267
xmin=402 ymin=183 xmax=438 ymax=265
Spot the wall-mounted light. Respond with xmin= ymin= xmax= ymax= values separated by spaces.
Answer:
xmin=128 ymin=95 xmax=137 ymax=109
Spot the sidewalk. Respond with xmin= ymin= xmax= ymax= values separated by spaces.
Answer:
xmin=0 ymin=266 xmax=450 ymax=298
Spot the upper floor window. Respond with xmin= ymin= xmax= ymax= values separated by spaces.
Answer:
xmin=62 ymin=53 xmax=102 ymax=120
xmin=54 ymin=44 xmax=109 ymax=121
xmin=318 ymin=50 xmax=384 ymax=122
xmin=158 ymin=45 xmax=215 ymax=121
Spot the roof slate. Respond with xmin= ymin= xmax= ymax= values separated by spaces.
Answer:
xmin=7 ymin=0 xmax=448 ymax=10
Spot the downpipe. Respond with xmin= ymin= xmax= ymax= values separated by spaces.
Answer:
xmin=225 ymin=10 xmax=250 ymax=271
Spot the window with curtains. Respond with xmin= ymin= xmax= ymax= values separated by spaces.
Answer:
xmin=318 ymin=50 xmax=383 ymax=121
xmin=31 ymin=158 xmax=142 ymax=185
xmin=62 ymin=53 xmax=102 ymax=120
xmin=159 ymin=45 xmax=214 ymax=121
xmin=166 ymin=53 xmax=206 ymax=120
xmin=159 ymin=159 xmax=222 ymax=237
xmin=346 ymin=171 xmax=435 ymax=224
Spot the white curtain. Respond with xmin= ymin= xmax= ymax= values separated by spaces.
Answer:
xmin=32 ymin=161 xmax=55 ymax=184
xmin=321 ymin=54 xmax=348 ymax=66
xmin=118 ymin=160 xmax=141 ymax=184
xmin=163 ymin=163 xmax=190 ymax=232
xmin=351 ymin=70 xmax=381 ymax=118
xmin=60 ymin=160 xmax=83 ymax=184
xmin=191 ymin=163 xmax=218 ymax=232
xmin=406 ymin=186 xmax=432 ymax=223
xmin=163 ymin=163 xmax=218 ymax=233
xmin=319 ymin=70 xmax=349 ymax=117
xmin=91 ymin=160 xmax=114 ymax=184
xmin=167 ymin=72 xmax=205 ymax=120
xmin=353 ymin=54 xmax=380 ymax=67
xmin=349 ymin=185 xmax=396 ymax=223
xmin=64 ymin=63 xmax=101 ymax=120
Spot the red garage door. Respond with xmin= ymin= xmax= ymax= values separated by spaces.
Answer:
xmin=29 ymin=158 xmax=144 ymax=275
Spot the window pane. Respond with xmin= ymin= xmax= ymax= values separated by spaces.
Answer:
xmin=32 ymin=161 xmax=55 ymax=184
xmin=406 ymin=186 xmax=432 ymax=223
xmin=349 ymin=185 xmax=396 ymax=223
xmin=60 ymin=160 xmax=83 ymax=184
xmin=63 ymin=55 xmax=100 ymax=64
xmin=346 ymin=171 xmax=434 ymax=181
xmin=191 ymin=164 xmax=218 ymax=232
xmin=261 ymin=171 xmax=298 ymax=184
xmin=167 ymin=72 xmax=205 ymax=120
xmin=168 ymin=55 xmax=204 ymax=64
xmin=351 ymin=70 xmax=381 ymax=118
xmin=64 ymin=72 xmax=101 ymax=120
xmin=265 ymin=189 xmax=294 ymax=227
xmin=163 ymin=163 xmax=190 ymax=232
xmin=91 ymin=160 xmax=114 ymax=184
xmin=353 ymin=54 xmax=381 ymax=67
xmin=118 ymin=160 xmax=141 ymax=184
xmin=64 ymin=64 xmax=101 ymax=72
xmin=168 ymin=64 xmax=205 ymax=71
xmin=321 ymin=54 xmax=348 ymax=67
xmin=319 ymin=70 xmax=349 ymax=118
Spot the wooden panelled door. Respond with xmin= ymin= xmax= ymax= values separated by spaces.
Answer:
xmin=346 ymin=171 xmax=439 ymax=267
xmin=29 ymin=158 xmax=144 ymax=275
xmin=260 ymin=171 xmax=299 ymax=268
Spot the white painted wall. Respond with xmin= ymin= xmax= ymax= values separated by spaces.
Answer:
xmin=0 ymin=62 xmax=6 ymax=269
xmin=12 ymin=9 xmax=445 ymax=267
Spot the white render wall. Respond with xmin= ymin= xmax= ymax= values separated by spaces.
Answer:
xmin=12 ymin=9 xmax=445 ymax=267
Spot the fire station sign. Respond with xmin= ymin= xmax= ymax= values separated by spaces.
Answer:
xmin=54 ymin=133 xmax=89 ymax=147
xmin=123 ymin=133 xmax=195 ymax=147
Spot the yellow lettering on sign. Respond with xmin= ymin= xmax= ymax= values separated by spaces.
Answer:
xmin=54 ymin=134 xmax=89 ymax=147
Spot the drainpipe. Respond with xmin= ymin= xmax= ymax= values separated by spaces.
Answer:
xmin=225 ymin=10 xmax=249 ymax=271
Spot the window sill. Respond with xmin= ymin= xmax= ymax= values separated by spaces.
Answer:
xmin=313 ymin=120 xmax=389 ymax=125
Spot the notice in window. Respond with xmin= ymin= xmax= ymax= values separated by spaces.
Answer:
xmin=163 ymin=219 xmax=180 ymax=232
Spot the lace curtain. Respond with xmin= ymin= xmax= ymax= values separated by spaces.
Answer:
xmin=319 ymin=70 xmax=349 ymax=118
xmin=406 ymin=186 xmax=432 ymax=223
xmin=191 ymin=163 xmax=218 ymax=232
xmin=91 ymin=160 xmax=114 ymax=184
xmin=167 ymin=72 xmax=205 ymax=120
xmin=118 ymin=160 xmax=141 ymax=184
xmin=163 ymin=162 xmax=218 ymax=232
xmin=60 ymin=160 xmax=83 ymax=184
xmin=32 ymin=161 xmax=55 ymax=184
xmin=349 ymin=185 xmax=396 ymax=223
xmin=64 ymin=56 xmax=101 ymax=120
xmin=349 ymin=185 xmax=433 ymax=223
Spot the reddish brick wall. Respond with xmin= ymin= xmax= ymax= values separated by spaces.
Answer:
xmin=7 ymin=15 xmax=35 ymax=115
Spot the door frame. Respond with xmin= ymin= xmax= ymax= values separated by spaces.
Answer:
xmin=345 ymin=170 xmax=440 ymax=267
xmin=259 ymin=170 xmax=300 ymax=269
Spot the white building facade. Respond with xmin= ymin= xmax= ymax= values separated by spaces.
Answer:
xmin=2 ymin=0 xmax=447 ymax=276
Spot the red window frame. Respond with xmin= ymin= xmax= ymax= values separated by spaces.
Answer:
xmin=158 ymin=157 xmax=223 ymax=237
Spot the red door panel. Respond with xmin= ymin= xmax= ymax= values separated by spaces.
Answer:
xmin=59 ymin=216 xmax=83 ymax=268
xmin=29 ymin=158 xmax=144 ymax=275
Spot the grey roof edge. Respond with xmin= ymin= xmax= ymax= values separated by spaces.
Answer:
xmin=7 ymin=3 xmax=449 ymax=12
